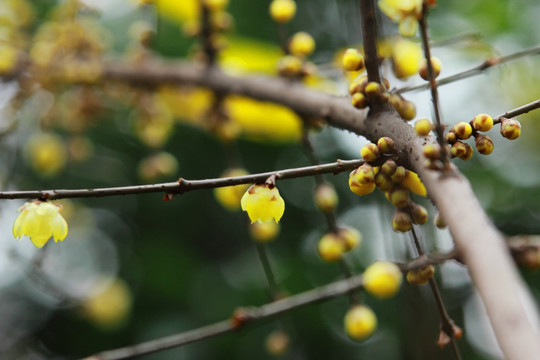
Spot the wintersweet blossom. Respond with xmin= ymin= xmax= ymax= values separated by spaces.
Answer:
xmin=378 ymin=0 xmax=423 ymax=37
xmin=12 ymin=201 xmax=68 ymax=248
xmin=240 ymin=184 xmax=285 ymax=223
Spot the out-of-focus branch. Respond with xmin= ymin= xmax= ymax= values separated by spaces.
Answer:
xmin=494 ymin=98 xmax=540 ymax=123
xmin=0 ymin=159 xmax=363 ymax=200
xmin=395 ymin=44 xmax=540 ymax=94
xmin=81 ymin=251 xmax=456 ymax=360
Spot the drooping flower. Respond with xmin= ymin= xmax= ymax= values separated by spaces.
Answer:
xmin=13 ymin=201 xmax=68 ymax=248
xmin=240 ymin=184 xmax=285 ymax=223
xmin=378 ymin=0 xmax=423 ymax=37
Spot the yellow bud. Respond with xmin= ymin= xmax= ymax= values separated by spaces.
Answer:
xmin=392 ymin=210 xmax=412 ymax=232
xmin=351 ymin=92 xmax=368 ymax=109
xmin=352 ymin=164 xmax=375 ymax=184
xmin=314 ymin=183 xmax=339 ymax=212
xmin=375 ymin=173 xmax=393 ymax=191
xmin=452 ymin=141 xmax=468 ymax=157
xmin=349 ymin=175 xmax=376 ymax=196
xmin=389 ymin=188 xmax=410 ymax=208
xmin=339 ymin=227 xmax=362 ymax=251
xmin=423 ymin=143 xmax=440 ymax=160
xmin=26 ymin=133 xmax=67 ymax=177
xmin=445 ymin=131 xmax=457 ymax=144
xmin=475 ymin=134 xmax=494 ymax=155
xmin=342 ymin=48 xmax=365 ymax=72
xmin=344 ymin=305 xmax=377 ymax=341
xmin=406 ymin=265 xmax=435 ymax=285
xmin=471 ymin=113 xmax=493 ymax=132
xmin=289 ymin=31 xmax=315 ymax=57
xmin=380 ymin=160 xmax=398 ymax=176
xmin=349 ymin=76 xmax=368 ymax=95
xmin=265 ymin=330 xmax=290 ymax=356
xmin=250 ymin=222 xmax=280 ymax=243
xmin=415 ymin=119 xmax=433 ymax=136
xmin=411 ymin=204 xmax=428 ymax=224
xmin=363 ymin=261 xmax=403 ymax=298
xmin=500 ymin=118 xmax=521 ymax=140
xmin=318 ymin=233 xmax=345 ymax=262
xmin=397 ymin=100 xmax=416 ymax=121
xmin=214 ymin=168 xmax=250 ymax=211
xmin=360 ymin=143 xmax=381 ymax=162
xmin=390 ymin=166 xmax=406 ymax=183
xmin=364 ymin=82 xmax=382 ymax=98
xmin=459 ymin=143 xmax=474 ymax=161
xmin=453 ymin=122 xmax=473 ymax=140
xmin=269 ymin=0 xmax=296 ymax=23
xmin=377 ymin=137 xmax=395 ymax=154
xmin=277 ymin=55 xmax=303 ymax=77
xmin=401 ymin=170 xmax=427 ymax=196
xmin=419 ymin=56 xmax=442 ymax=81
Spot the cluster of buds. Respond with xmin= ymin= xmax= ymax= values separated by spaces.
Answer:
xmin=444 ymin=113 xmax=521 ymax=161
xmin=349 ymin=138 xmax=428 ymax=232
xmin=317 ymin=227 xmax=361 ymax=262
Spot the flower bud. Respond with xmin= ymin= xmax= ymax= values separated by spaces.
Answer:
xmin=475 ymin=134 xmax=494 ymax=155
xmin=353 ymin=163 xmax=375 ymax=184
xmin=317 ymin=232 xmax=345 ymax=262
xmin=381 ymin=160 xmax=398 ymax=176
xmin=392 ymin=210 xmax=412 ymax=232
xmin=445 ymin=131 xmax=457 ymax=144
xmin=363 ymin=261 xmax=403 ymax=298
xmin=360 ymin=143 xmax=381 ymax=162
xmin=339 ymin=226 xmax=362 ymax=251
xmin=411 ymin=204 xmax=428 ymax=224
xmin=459 ymin=143 xmax=473 ymax=161
xmin=349 ymin=76 xmax=368 ymax=95
xmin=453 ymin=122 xmax=472 ymax=140
xmin=349 ymin=176 xmax=376 ymax=196
xmin=500 ymin=118 xmax=521 ymax=140
xmin=406 ymin=265 xmax=435 ymax=285
xmin=364 ymin=82 xmax=382 ymax=98
xmin=289 ymin=31 xmax=315 ymax=57
xmin=269 ymin=0 xmax=296 ymax=23
xmin=390 ymin=166 xmax=406 ymax=183
xmin=434 ymin=212 xmax=447 ymax=229
xmin=419 ymin=57 xmax=442 ymax=81
xmin=375 ymin=173 xmax=393 ymax=191
xmin=397 ymin=100 xmax=416 ymax=121
xmin=471 ymin=113 xmax=493 ymax=132
xmin=344 ymin=305 xmax=377 ymax=340
xmin=342 ymin=48 xmax=365 ymax=72
xmin=277 ymin=55 xmax=303 ymax=77
xmin=451 ymin=141 xmax=467 ymax=158
xmin=389 ymin=188 xmax=410 ymax=208
xmin=415 ymin=119 xmax=433 ymax=136
xmin=351 ymin=92 xmax=368 ymax=109
xmin=314 ymin=183 xmax=338 ymax=213
xmin=377 ymin=137 xmax=395 ymax=154
xmin=423 ymin=143 xmax=440 ymax=160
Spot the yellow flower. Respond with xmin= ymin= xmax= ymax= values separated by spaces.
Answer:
xmin=25 ymin=133 xmax=67 ymax=177
xmin=362 ymin=261 xmax=403 ymax=299
xmin=391 ymin=38 xmax=422 ymax=79
xmin=13 ymin=201 xmax=68 ymax=248
xmin=344 ymin=304 xmax=378 ymax=340
xmin=241 ymin=184 xmax=285 ymax=223
xmin=81 ymin=277 xmax=132 ymax=329
xmin=378 ymin=0 xmax=422 ymax=37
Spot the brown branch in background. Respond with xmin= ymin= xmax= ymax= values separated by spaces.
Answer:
xmin=418 ymin=8 xmax=447 ymax=164
xmin=396 ymin=44 xmax=540 ymax=94
xmin=360 ymin=0 xmax=381 ymax=83
xmin=199 ymin=2 xmax=217 ymax=66
xmin=0 ymin=159 xmax=364 ymax=200
xmin=81 ymin=251 xmax=456 ymax=360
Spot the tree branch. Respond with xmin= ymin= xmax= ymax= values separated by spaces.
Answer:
xmin=81 ymin=251 xmax=456 ymax=360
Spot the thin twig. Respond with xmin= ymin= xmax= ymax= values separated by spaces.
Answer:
xmin=256 ymin=243 xmax=281 ymax=300
xmin=0 ymin=159 xmax=364 ymax=200
xmin=396 ymin=44 xmax=540 ymax=94
xmin=410 ymin=227 xmax=462 ymax=360
xmin=418 ymin=9 xmax=447 ymax=164
xmin=494 ymin=98 xmax=540 ymax=124
xmin=81 ymin=251 xmax=456 ymax=360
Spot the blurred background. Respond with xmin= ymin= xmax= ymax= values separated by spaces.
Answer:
xmin=0 ymin=0 xmax=540 ymax=359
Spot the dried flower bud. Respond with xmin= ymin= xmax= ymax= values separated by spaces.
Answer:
xmin=500 ymin=117 xmax=521 ymax=140
xmin=411 ymin=203 xmax=428 ymax=224
xmin=434 ymin=212 xmax=447 ymax=229
xmin=392 ymin=210 xmax=412 ymax=232
xmin=406 ymin=265 xmax=435 ymax=285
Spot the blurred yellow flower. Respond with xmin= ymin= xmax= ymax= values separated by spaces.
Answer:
xmin=25 ymin=133 xmax=67 ymax=177
xmin=214 ymin=168 xmax=250 ymax=211
xmin=81 ymin=277 xmax=132 ymax=329
xmin=391 ymin=38 xmax=422 ymax=79
xmin=13 ymin=201 xmax=68 ymax=248
xmin=378 ymin=0 xmax=422 ymax=37
xmin=241 ymin=184 xmax=285 ymax=223
xmin=220 ymin=37 xmax=282 ymax=75
xmin=154 ymin=0 xmax=198 ymax=23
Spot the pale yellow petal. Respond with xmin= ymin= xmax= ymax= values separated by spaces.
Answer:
xmin=12 ymin=211 xmax=27 ymax=239
xmin=398 ymin=16 xmax=418 ymax=37
xmin=51 ymin=214 xmax=68 ymax=242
